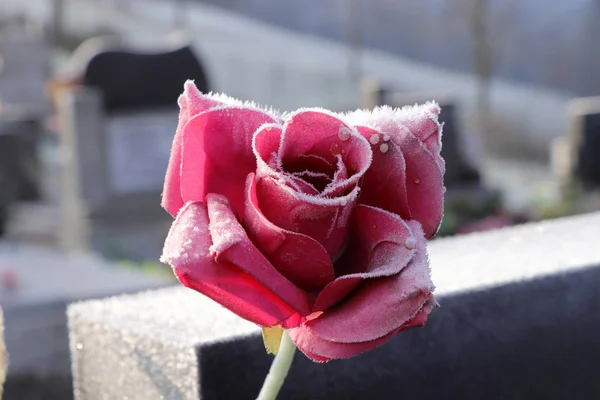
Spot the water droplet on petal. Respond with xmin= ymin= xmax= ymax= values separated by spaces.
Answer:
xmin=443 ymin=187 xmax=447 ymax=193
xmin=404 ymin=237 xmax=416 ymax=250
xmin=330 ymin=142 xmax=342 ymax=155
xmin=383 ymin=134 xmax=391 ymax=142
xmin=414 ymin=178 xmax=420 ymax=184
xmin=338 ymin=126 xmax=352 ymax=141
xmin=379 ymin=143 xmax=389 ymax=153
xmin=369 ymin=134 xmax=380 ymax=145
xmin=350 ymin=162 xmax=358 ymax=171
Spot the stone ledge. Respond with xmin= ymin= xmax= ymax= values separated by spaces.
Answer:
xmin=68 ymin=213 xmax=600 ymax=399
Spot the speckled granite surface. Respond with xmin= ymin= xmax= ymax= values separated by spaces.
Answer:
xmin=68 ymin=212 xmax=600 ymax=399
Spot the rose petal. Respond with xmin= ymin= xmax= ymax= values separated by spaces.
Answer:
xmin=243 ymin=174 xmax=335 ymax=292
xmin=313 ymin=206 xmax=418 ymax=311
xmin=401 ymin=102 xmax=445 ymax=173
xmin=354 ymin=125 xmax=411 ymax=219
xmin=279 ymin=110 xmax=372 ymax=193
xmin=397 ymin=133 xmax=444 ymax=237
xmin=288 ymin=321 xmax=399 ymax=362
xmin=346 ymin=104 xmax=445 ymax=237
xmin=161 ymin=201 xmax=300 ymax=326
xmin=205 ymin=194 xmax=312 ymax=316
xmin=162 ymin=81 xmax=233 ymax=216
xmin=305 ymin=221 xmax=434 ymax=343
xmin=289 ymin=299 xmax=435 ymax=362
xmin=180 ymin=107 xmax=278 ymax=217
xmin=354 ymin=126 xmax=444 ymax=238
xmin=255 ymin=175 xmax=358 ymax=257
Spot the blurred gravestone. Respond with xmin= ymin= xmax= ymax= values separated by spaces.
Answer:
xmin=57 ymin=40 xmax=210 ymax=261
xmin=565 ymin=96 xmax=600 ymax=189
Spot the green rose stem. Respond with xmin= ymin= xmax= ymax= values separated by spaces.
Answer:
xmin=256 ymin=330 xmax=297 ymax=400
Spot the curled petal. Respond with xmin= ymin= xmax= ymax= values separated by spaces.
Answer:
xmin=347 ymin=104 xmax=445 ymax=238
xmin=204 ymin=194 xmax=312 ymax=316
xmin=161 ymin=202 xmax=303 ymax=326
xmin=313 ymin=205 xmax=418 ymax=311
xmin=306 ymin=220 xmax=434 ymax=343
xmin=354 ymin=125 xmax=411 ymax=220
xmin=288 ymin=324 xmax=401 ymax=362
xmin=279 ymin=110 xmax=372 ymax=194
xmin=400 ymin=102 xmax=444 ymax=173
xmin=396 ymin=133 xmax=444 ymax=237
xmin=162 ymin=81 xmax=235 ymax=216
xmin=255 ymin=175 xmax=358 ymax=257
xmin=244 ymin=174 xmax=335 ymax=292
xmin=289 ymin=302 xmax=435 ymax=362
xmin=180 ymin=107 xmax=278 ymax=217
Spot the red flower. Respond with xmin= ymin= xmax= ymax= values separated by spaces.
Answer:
xmin=161 ymin=81 xmax=444 ymax=362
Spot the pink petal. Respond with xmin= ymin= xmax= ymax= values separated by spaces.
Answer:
xmin=253 ymin=123 xmax=283 ymax=170
xmin=180 ymin=107 xmax=278 ymax=217
xmin=347 ymin=104 xmax=445 ymax=238
xmin=289 ymin=295 xmax=436 ymax=362
xmin=354 ymin=125 xmax=411 ymax=219
xmin=280 ymin=110 xmax=372 ymax=192
xmin=356 ymin=124 xmax=444 ymax=238
xmin=255 ymin=175 xmax=358 ymax=257
xmin=289 ymin=323 xmax=403 ymax=362
xmin=161 ymin=81 xmax=230 ymax=216
xmin=398 ymin=133 xmax=444 ymax=237
xmin=401 ymin=103 xmax=445 ymax=173
xmin=161 ymin=201 xmax=300 ymax=327
xmin=305 ymin=221 xmax=434 ymax=343
xmin=313 ymin=205 xmax=417 ymax=311
xmin=243 ymin=174 xmax=335 ymax=292
xmin=204 ymin=194 xmax=312 ymax=316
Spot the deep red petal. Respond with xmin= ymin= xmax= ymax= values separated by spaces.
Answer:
xmin=161 ymin=202 xmax=299 ymax=326
xmin=356 ymin=124 xmax=444 ymax=238
xmin=401 ymin=103 xmax=444 ymax=173
xmin=355 ymin=125 xmax=411 ymax=219
xmin=289 ymin=293 xmax=436 ymax=362
xmin=306 ymin=221 xmax=434 ymax=343
xmin=205 ymin=193 xmax=313 ymax=315
xmin=289 ymin=323 xmax=403 ymax=362
xmin=399 ymin=133 xmax=444 ymax=237
xmin=162 ymin=81 xmax=229 ymax=216
xmin=243 ymin=174 xmax=335 ymax=292
xmin=180 ymin=107 xmax=278 ymax=217
xmin=314 ymin=206 xmax=418 ymax=311
xmin=280 ymin=110 xmax=372 ymax=196
xmin=255 ymin=175 xmax=358 ymax=257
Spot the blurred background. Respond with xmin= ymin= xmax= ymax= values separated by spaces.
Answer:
xmin=1 ymin=0 xmax=600 ymax=396
xmin=3 ymin=0 xmax=600 ymax=257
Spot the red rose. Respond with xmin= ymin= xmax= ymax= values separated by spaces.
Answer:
xmin=161 ymin=81 xmax=444 ymax=362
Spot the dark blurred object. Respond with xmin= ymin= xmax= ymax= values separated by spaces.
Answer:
xmin=361 ymin=78 xmax=481 ymax=187
xmin=0 ymin=108 xmax=43 ymax=203
xmin=565 ymin=96 xmax=600 ymax=190
xmin=83 ymin=45 xmax=209 ymax=113
xmin=2 ymin=374 xmax=72 ymax=400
